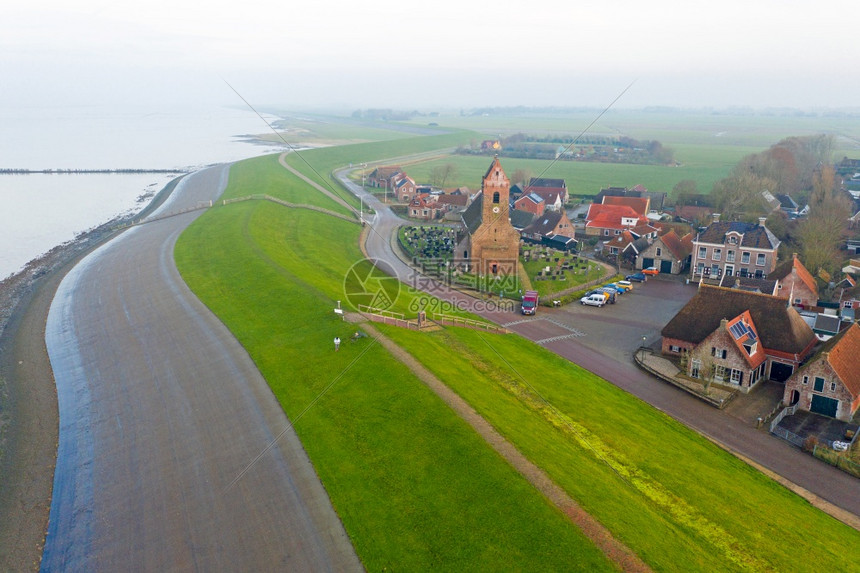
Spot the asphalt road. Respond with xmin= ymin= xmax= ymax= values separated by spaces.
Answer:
xmin=43 ymin=166 xmax=361 ymax=571
xmin=337 ymin=169 xmax=860 ymax=521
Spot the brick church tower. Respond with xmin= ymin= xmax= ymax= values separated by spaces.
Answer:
xmin=457 ymin=156 xmax=520 ymax=280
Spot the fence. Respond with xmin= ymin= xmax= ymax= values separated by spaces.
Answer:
xmin=771 ymin=425 xmax=805 ymax=448
xmin=813 ymin=445 xmax=860 ymax=478
xmin=769 ymin=404 xmax=798 ymax=433
xmin=430 ymin=313 xmax=508 ymax=334
xmin=357 ymin=305 xmax=421 ymax=330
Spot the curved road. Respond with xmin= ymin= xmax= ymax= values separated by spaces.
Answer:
xmin=43 ymin=166 xmax=361 ymax=571
xmin=337 ymin=169 xmax=860 ymax=522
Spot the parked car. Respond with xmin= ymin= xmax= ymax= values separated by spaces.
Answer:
xmin=580 ymin=293 xmax=606 ymax=307
xmin=603 ymin=283 xmax=627 ymax=294
xmin=643 ymin=266 xmax=659 ymax=276
xmin=586 ymin=289 xmax=610 ymax=300
xmin=521 ymin=290 xmax=539 ymax=315
xmin=616 ymin=280 xmax=634 ymax=291
xmin=625 ymin=272 xmax=646 ymax=282
xmin=596 ymin=287 xmax=617 ymax=303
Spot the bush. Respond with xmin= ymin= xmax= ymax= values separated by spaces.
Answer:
xmin=802 ymin=436 xmax=819 ymax=453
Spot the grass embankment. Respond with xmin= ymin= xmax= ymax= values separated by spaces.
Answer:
xmin=176 ymin=196 xmax=612 ymax=569
xmin=378 ymin=326 xmax=860 ymax=572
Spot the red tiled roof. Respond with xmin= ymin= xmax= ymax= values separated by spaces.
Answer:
xmin=726 ymin=311 xmax=767 ymax=369
xmin=602 ymin=196 xmax=649 ymax=215
xmin=824 ymin=322 xmax=860 ymax=397
xmin=660 ymin=230 xmax=692 ymax=260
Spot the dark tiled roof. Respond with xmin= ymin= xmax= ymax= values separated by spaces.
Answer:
xmin=461 ymin=194 xmax=483 ymax=234
xmin=509 ymin=209 xmax=535 ymax=230
xmin=523 ymin=211 xmax=564 ymax=236
xmin=529 ymin=177 xmax=566 ymax=188
xmin=697 ymin=221 xmax=778 ymax=250
xmin=726 ymin=276 xmax=778 ymax=295
xmin=662 ymin=284 xmax=815 ymax=355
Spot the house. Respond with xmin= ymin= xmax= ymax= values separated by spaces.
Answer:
xmin=841 ymin=258 xmax=860 ymax=276
xmin=661 ymin=284 xmax=817 ymax=386
xmin=367 ymin=166 xmax=402 ymax=188
xmin=776 ymin=193 xmax=799 ymax=216
xmin=392 ymin=173 xmax=418 ymax=202
xmin=526 ymin=177 xmax=568 ymax=205
xmin=768 ymin=253 xmax=819 ymax=308
xmin=408 ymin=194 xmax=444 ymax=220
xmin=783 ymin=322 xmax=860 ymax=421
xmin=455 ymin=157 xmax=521 ymax=277
xmin=602 ymin=195 xmax=650 ymax=216
xmin=526 ymin=189 xmax=563 ymax=211
xmin=594 ymin=184 xmax=666 ymax=212
xmin=585 ymin=203 xmax=651 ymax=237
xmin=761 ymin=190 xmax=782 ymax=212
xmin=436 ymin=193 xmax=470 ymax=214
xmin=636 ymin=230 xmax=693 ymax=274
xmin=687 ymin=311 xmax=768 ymax=392
xmin=521 ymin=210 xmax=575 ymax=242
xmin=509 ymin=209 xmax=535 ymax=231
xmin=691 ymin=215 xmax=780 ymax=281
xmin=514 ymin=192 xmax=546 ymax=216
xmin=604 ymin=230 xmax=637 ymax=256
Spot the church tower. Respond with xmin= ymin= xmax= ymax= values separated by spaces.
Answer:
xmin=470 ymin=156 xmax=520 ymax=278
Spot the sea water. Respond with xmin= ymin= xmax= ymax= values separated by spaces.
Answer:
xmin=0 ymin=104 xmax=288 ymax=279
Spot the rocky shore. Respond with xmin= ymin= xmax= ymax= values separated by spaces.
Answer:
xmin=0 ymin=175 xmax=184 ymax=571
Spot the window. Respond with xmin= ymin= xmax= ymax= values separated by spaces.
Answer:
xmin=713 ymin=365 xmax=727 ymax=381
xmin=831 ymin=382 xmax=837 ymax=391
xmin=698 ymin=247 xmax=707 ymax=259
xmin=728 ymin=236 xmax=738 ymax=245
xmin=731 ymin=369 xmax=743 ymax=384
xmin=845 ymin=300 xmax=854 ymax=308
xmin=615 ymin=229 xmax=621 ymax=235
xmin=656 ymin=247 xmax=662 ymax=256
xmin=741 ymin=252 xmax=750 ymax=264
xmin=802 ymin=375 xmax=808 ymax=385
xmin=814 ymin=377 xmax=825 ymax=392
xmin=794 ymin=298 xmax=801 ymax=305
xmin=670 ymin=345 xmax=680 ymax=353
xmin=492 ymin=191 xmax=500 ymax=204
xmin=697 ymin=262 xmax=704 ymax=275
xmin=604 ymin=229 xmax=610 ymax=236
xmin=727 ymin=250 xmax=735 ymax=262
xmin=691 ymin=359 xmax=701 ymax=378
xmin=756 ymin=253 xmax=766 ymax=266
xmin=712 ymin=248 xmax=722 ymax=261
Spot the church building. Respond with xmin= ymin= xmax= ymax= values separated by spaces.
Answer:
xmin=456 ymin=157 xmax=521 ymax=279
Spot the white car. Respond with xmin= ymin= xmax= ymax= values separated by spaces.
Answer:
xmin=580 ymin=294 xmax=606 ymax=307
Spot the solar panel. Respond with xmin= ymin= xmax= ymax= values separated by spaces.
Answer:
xmin=729 ymin=322 xmax=746 ymax=339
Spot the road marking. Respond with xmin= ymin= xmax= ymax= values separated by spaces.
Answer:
xmin=536 ymin=332 xmax=585 ymax=344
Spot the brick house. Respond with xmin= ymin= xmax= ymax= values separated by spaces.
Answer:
xmin=367 ymin=166 xmax=402 ymax=188
xmin=688 ymin=311 xmax=769 ymax=391
xmin=783 ymin=322 xmax=860 ymax=421
xmin=691 ymin=215 xmax=780 ymax=281
xmin=661 ymin=284 xmax=817 ymax=386
xmin=526 ymin=189 xmax=563 ymax=211
xmin=393 ymin=173 xmax=418 ymax=203
xmin=521 ymin=210 xmax=575 ymax=242
xmin=768 ymin=253 xmax=819 ymax=308
xmin=514 ymin=192 xmax=546 ymax=216
xmin=455 ymin=157 xmax=521 ymax=277
xmin=526 ymin=177 xmax=568 ymax=205
xmin=636 ymin=230 xmax=693 ymax=274
xmin=408 ymin=194 xmax=444 ymax=220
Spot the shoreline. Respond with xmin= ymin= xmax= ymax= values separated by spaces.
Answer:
xmin=0 ymin=175 xmax=184 ymax=571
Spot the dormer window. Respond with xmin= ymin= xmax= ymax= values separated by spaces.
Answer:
xmin=728 ymin=235 xmax=738 ymax=245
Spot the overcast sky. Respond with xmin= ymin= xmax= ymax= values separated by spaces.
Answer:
xmin=2 ymin=0 xmax=858 ymax=111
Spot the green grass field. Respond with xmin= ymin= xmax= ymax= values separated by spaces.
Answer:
xmin=378 ymin=325 xmax=860 ymax=572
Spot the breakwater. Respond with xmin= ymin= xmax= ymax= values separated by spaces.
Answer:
xmin=0 ymin=168 xmax=189 ymax=174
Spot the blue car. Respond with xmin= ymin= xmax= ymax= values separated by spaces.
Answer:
xmin=625 ymin=272 xmax=646 ymax=282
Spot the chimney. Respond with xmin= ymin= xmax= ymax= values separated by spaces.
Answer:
xmin=758 ymin=217 xmax=767 ymax=227
xmin=712 ymin=213 xmax=721 ymax=223
xmin=792 ymin=252 xmax=798 ymax=260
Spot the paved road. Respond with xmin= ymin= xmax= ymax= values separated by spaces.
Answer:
xmin=43 ymin=166 xmax=361 ymax=571
xmin=337 ymin=169 xmax=860 ymax=521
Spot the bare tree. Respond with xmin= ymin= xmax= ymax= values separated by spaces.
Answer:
xmin=797 ymin=165 xmax=852 ymax=275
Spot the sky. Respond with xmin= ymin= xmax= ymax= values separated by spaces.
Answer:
xmin=2 ymin=0 xmax=859 ymax=111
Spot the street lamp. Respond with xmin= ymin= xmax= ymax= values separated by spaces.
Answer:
xmin=640 ymin=335 xmax=647 ymax=362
